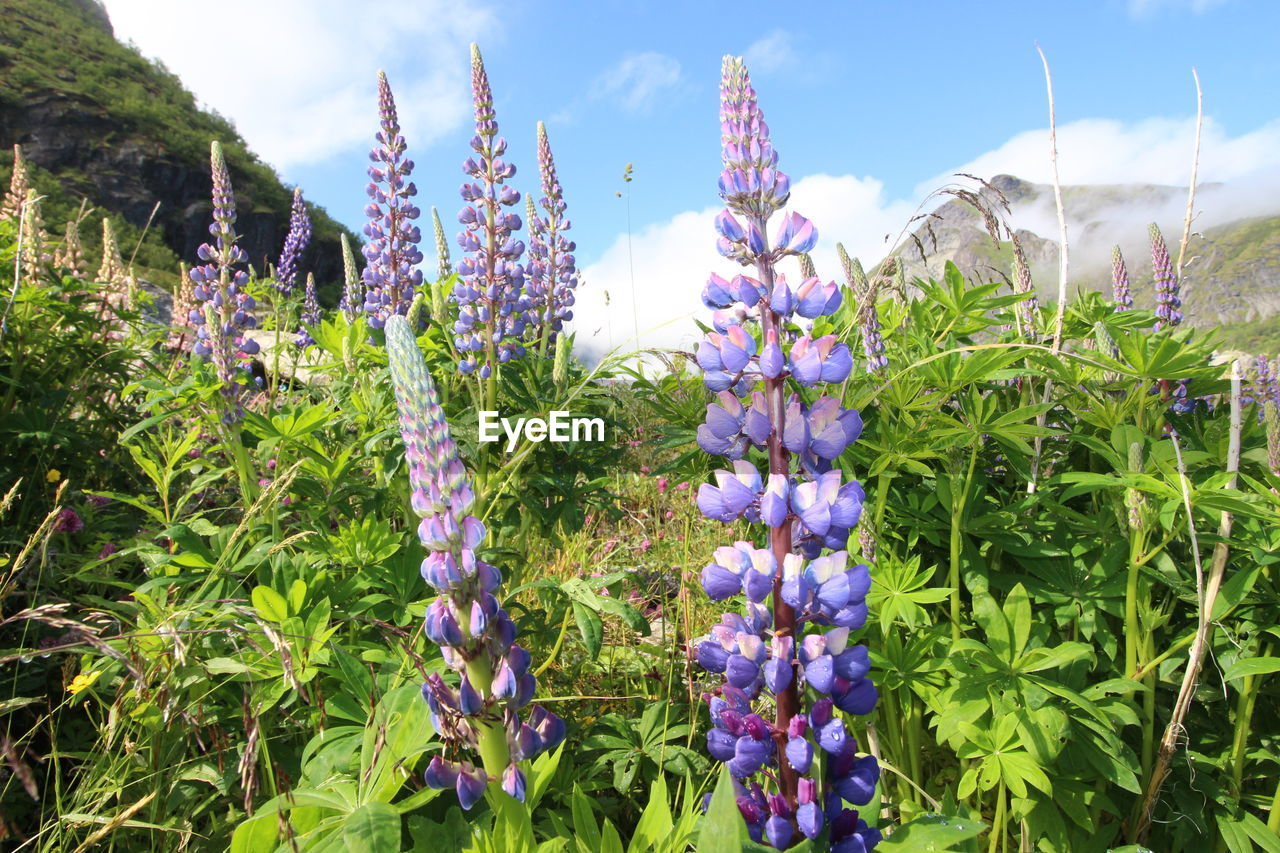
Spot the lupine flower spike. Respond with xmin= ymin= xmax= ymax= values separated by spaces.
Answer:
xmin=433 ymin=206 xmax=451 ymax=283
xmin=97 ymin=218 xmax=126 ymax=288
xmin=55 ymin=218 xmax=87 ymax=280
xmin=838 ymin=245 xmax=886 ymax=374
xmin=1150 ymin=223 xmax=1181 ymax=331
xmin=338 ymin=233 xmax=364 ymax=322
xmin=452 ymin=44 xmax=529 ymax=378
xmin=189 ymin=141 xmax=260 ymax=425
xmin=1111 ymin=245 xmax=1131 ymax=311
xmin=695 ymin=55 xmax=881 ymax=851
xmin=169 ymin=263 xmax=198 ymax=350
xmin=19 ymin=190 xmax=52 ymax=286
xmin=275 ymin=187 xmax=311 ymax=296
xmin=385 ymin=314 xmax=563 ymax=809
xmin=526 ymin=121 xmax=578 ymax=355
xmin=1011 ymin=236 xmax=1038 ymax=338
xmin=296 ymin=273 xmax=321 ymax=348
xmin=1 ymin=144 xmax=31 ymax=223
xmin=362 ymin=71 xmax=425 ymax=330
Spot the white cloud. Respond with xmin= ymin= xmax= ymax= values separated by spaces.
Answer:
xmin=589 ymin=52 xmax=682 ymax=114
xmin=918 ymin=116 xmax=1280 ymax=194
xmin=100 ymin=0 xmax=497 ymax=170
xmin=1129 ymin=0 xmax=1230 ymax=16
xmin=743 ymin=31 xmax=797 ymax=74
xmin=572 ymin=115 xmax=1280 ymax=364
xmin=570 ymin=174 xmax=916 ymax=363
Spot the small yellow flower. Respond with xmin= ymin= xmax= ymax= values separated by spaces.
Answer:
xmin=45 ymin=469 xmax=61 ymax=483
xmin=67 ymin=670 xmax=101 ymax=695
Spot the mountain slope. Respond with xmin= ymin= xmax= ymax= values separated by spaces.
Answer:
xmin=0 ymin=0 xmax=356 ymax=286
xmin=890 ymin=174 xmax=1280 ymax=328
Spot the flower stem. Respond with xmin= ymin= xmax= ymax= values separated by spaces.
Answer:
xmin=756 ymin=239 xmax=799 ymax=809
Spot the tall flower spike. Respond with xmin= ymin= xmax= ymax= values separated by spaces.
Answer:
xmin=385 ymin=314 xmax=563 ymax=808
xmin=97 ymin=218 xmax=126 ymax=287
xmin=276 ymin=187 xmax=311 ymax=296
xmin=362 ymin=71 xmax=425 ymax=330
xmin=1111 ymin=245 xmax=1131 ymax=311
xmin=433 ymin=206 xmax=451 ymax=283
xmin=169 ymin=263 xmax=197 ymax=350
xmin=452 ymin=44 xmax=529 ymax=377
xmin=694 ymin=56 xmax=881 ymax=852
xmin=19 ymin=190 xmax=52 ymax=286
xmin=188 ymin=141 xmax=260 ymax=426
xmin=526 ymin=121 xmax=578 ymax=355
xmin=54 ymin=218 xmax=87 ymax=280
xmin=1011 ymin=236 xmax=1038 ymax=338
xmin=1 ymin=144 xmax=31 ymax=223
xmin=1150 ymin=223 xmax=1181 ymax=331
xmin=837 ymin=245 xmax=886 ymax=375
xmin=296 ymin=273 xmax=321 ymax=348
xmin=338 ymin=233 xmax=364 ymax=322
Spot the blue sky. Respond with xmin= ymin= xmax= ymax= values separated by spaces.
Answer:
xmin=100 ymin=0 xmax=1280 ymax=357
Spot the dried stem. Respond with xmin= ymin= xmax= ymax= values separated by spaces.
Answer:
xmin=1037 ymin=44 xmax=1069 ymax=356
xmin=1176 ymin=68 xmax=1203 ymax=285
xmin=1134 ymin=360 xmax=1242 ymax=843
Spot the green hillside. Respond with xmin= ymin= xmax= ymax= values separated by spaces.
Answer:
xmin=0 ymin=0 xmax=357 ymax=288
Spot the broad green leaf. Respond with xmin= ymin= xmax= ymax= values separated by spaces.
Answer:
xmin=251 ymin=586 xmax=289 ymax=623
xmin=1223 ymin=656 xmax=1280 ymax=682
xmin=877 ymin=812 xmax=986 ymax=851
xmin=573 ymin=602 xmax=603 ymax=660
xmin=342 ymin=803 xmax=402 ymax=853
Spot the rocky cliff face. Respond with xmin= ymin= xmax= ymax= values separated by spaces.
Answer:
xmin=890 ymin=174 xmax=1280 ymax=328
xmin=0 ymin=0 xmax=355 ymax=286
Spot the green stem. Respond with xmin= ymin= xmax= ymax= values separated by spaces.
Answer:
xmin=464 ymin=654 xmax=510 ymax=779
xmin=988 ymin=777 xmax=1006 ymax=853
xmin=533 ymin=607 xmax=574 ymax=678
xmin=950 ymin=444 xmax=978 ymax=643
xmin=1267 ymin=773 xmax=1280 ymax=833
xmin=1230 ymin=641 xmax=1269 ymax=795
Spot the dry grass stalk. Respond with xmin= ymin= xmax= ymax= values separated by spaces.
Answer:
xmin=1134 ymin=360 xmax=1243 ymax=843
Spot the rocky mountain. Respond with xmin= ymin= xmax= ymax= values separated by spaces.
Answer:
xmin=890 ymin=174 xmax=1280 ymax=329
xmin=0 ymin=0 xmax=357 ymax=287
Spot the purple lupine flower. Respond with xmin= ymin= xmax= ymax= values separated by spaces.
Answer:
xmin=189 ymin=141 xmax=260 ymax=425
xmin=693 ymin=56 xmax=879 ymax=851
xmin=362 ymin=71 xmax=425 ymax=331
xmin=296 ymin=273 xmax=321 ymax=347
xmin=385 ymin=314 xmax=562 ymax=808
xmin=276 ymin=187 xmax=311 ymax=296
xmin=1111 ymin=245 xmax=1131 ymax=311
xmin=525 ymin=122 xmax=578 ymax=354
xmin=1150 ymin=224 xmax=1181 ymax=331
xmin=452 ymin=44 xmax=529 ymax=378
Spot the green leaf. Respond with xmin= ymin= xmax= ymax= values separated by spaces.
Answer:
xmin=251 ymin=586 xmax=289 ymax=623
xmin=342 ymin=803 xmax=402 ymax=853
xmin=1223 ymin=656 xmax=1280 ymax=682
xmin=877 ymin=812 xmax=986 ymax=851
xmin=573 ymin=602 xmax=603 ymax=660
xmin=698 ymin=766 xmax=747 ymax=853
xmin=629 ymin=775 xmax=674 ymax=853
